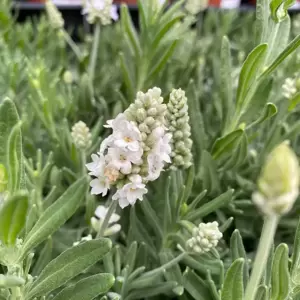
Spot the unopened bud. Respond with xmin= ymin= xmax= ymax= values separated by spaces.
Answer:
xmin=252 ymin=141 xmax=299 ymax=216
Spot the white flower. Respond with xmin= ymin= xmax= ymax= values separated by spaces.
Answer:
xmin=73 ymin=234 xmax=93 ymax=246
xmin=91 ymin=205 xmax=121 ymax=235
xmin=186 ymin=222 xmax=222 ymax=254
xmin=282 ymin=78 xmax=297 ymax=99
xmin=146 ymin=127 xmax=172 ymax=181
xmin=113 ymin=176 xmax=148 ymax=208
xmin=86 ymin=154 xmax=110 ymax=195
xmin=101 ymin=114 xmax=143 ymax=153
xmin=82 ymin=0 xmax=118 ymax=25
xmin=106 ymin=147 xmax=142 ymax=174
xmin=90 ymin=177 xmax=110 ymax=196
xmin=95 ymin=205 xmax=120 ymax=223
xmin=86 ymin=153 xmax=105 ymax=177
xmin=146 ymin=153 xmax=165 ymax=181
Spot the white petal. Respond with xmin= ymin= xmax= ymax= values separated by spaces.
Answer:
xmin=104 ymin=224 xmax=121 ymax=236
xmin=94 ymin=205 xmax=107 ymax=219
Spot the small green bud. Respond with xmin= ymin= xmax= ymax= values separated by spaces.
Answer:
xmin=253 ymin=141 xmax=299 ymax=216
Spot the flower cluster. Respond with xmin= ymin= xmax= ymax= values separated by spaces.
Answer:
xmin=185 ymin=0 xmax=209 ymax=15
xmin=186 ymin=221 xmax=222 ymax=254
xmin=45 ymin=0 xmax=64 ymax=30
xmin=82 ymin=0 xmax=118 ymax=25
xmin=166 ymin=89 xmax=192 ymax=169
xmin=91 ymin=205 xmax=121 ymax=236
xmin=282 ymin=77 xmax=297 ymax=99
xmin=87 ymin=87 xmax=172 ymax=208
xmin=71 ymin=121 xmax=92 ymax=151
xmin=252 ymin=141 xmax=300 ymax=216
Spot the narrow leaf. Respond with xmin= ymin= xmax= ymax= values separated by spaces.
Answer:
xmin=270 ymin=243 xmax=290 ymax=300
xmin=21 ymin=176 xmax=87 ymax=258
xmin=51 ymin=274 xmax=115 ymax=300
xmin=0 ymin=191 xmax=28 ymax=245
xmin=221 ymin=258 xmax=244 ymax=300
xmin=25 ymin=239 xmax=112 ymax=299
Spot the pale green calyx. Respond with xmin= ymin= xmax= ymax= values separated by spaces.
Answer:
xmin=166 ymin=89 xmax=193 ymax=169
xmin=45 ymin=0 xmax=64 ymax=30
xmin=186 ymin=221 xmax=222 ymax=254
xmin=71 ymin=121 xmax=92 ymax=151
xmin=252 ymin=141 xmax=300 ymax=216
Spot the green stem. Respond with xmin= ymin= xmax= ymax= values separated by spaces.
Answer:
xmin=62 ymin=30 xmax=82 ymax=61
xmin=97 ymin=200 xmax=117 ymax=238
xmin=81 ymin=150 xmax=87 ymax=176
xmin=244 ymin=215 xmax=279 ymax=300
xmin=88 ymin=23 xmax=101 ymax=84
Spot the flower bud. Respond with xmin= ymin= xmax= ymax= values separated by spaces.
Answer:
xmin=252 ymin=141 xmax=299 ymax=216
xmin=71 ymin=121 xmax=92 ymax=151
xmin=186 ymin=221 xmax=222 ymax=254
xmin=166 ymin=89 xmax=193 ymax=169
xmin=63 ymin=71 xmax=73 ymax=84
xmin=45 ymin=1 xmax=64 ymax=30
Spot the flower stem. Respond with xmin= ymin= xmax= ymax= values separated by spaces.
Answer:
xmin=62 ymin=30 xmax=82 ymax=61
xmin=81 ymin=150 xmax=87 ymax=176
xmin=244 ymin=215 xmax=279 ymax=300
xmin=97 ymin=200 xmax=117 ymax=238
xmin=88 ymin=22 xmax=101 ymax=84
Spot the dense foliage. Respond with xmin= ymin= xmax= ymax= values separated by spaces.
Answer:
xmin=1 ymin=0 xmax=300 ymax=299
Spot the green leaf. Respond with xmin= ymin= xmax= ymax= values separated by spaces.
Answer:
xmin=236 ymin=44 xmax=268 ymax=113
xmin=220 ymin=36 xmax=233 ymax=128
xmin=247 ymin=103 xmax=277 ymax=129
xmin=256 ymin=285 xmax=269 ymax=300
xmin=20 ymin=176 xmax=87 ymax=258
xmin=255 ymin=0 xmax=269 ymax=43
xmin=270 ymin=0 xmax=295 ymax=23
xmin=51 ymin=274 xmax=115 ymax=300
xmin=230 ymin=230 xmax=249 ymax=287
xmin=288 ymin=92 xmax=300 ymax=111
xmin=267 ymin=16 xmax=290 ymax=63
xmin=121 ymin=4 xmax=141 ymax=58
xmin=212 ymin=129 xmax=244 ymax=160
xmin=148 ymin=40 xmax=178 ymax=81
xmin=186 ymin=189 xmax=234 ymax=222
xmin=0 ymin=99 xmax=25 ymax=192
xmin=221 ymin=258 xmax=244 ymax=300
xmin=25 ymin=239 xmax=112 ymax=299
xmin=0 ymin=191 xmax=28 ymax=245
xmin=291 ymin=219 xmax=300 ymax=279
xmin=262 ymin=34 xmax=300 ymax=77
xmin=270 ymin=243 xmax=290 ymax=300
xmin=127 ymin=281 xmax=178 ymax=300
xmin=183 ymin=268 xmax=212 ymax=300
xmin=119 ymin=52 xmax=134 ymax=101
xmin=152 ymin=14 xmax=183 ymax=50
xmin=200 ymin=150 xmax=220 ymax=197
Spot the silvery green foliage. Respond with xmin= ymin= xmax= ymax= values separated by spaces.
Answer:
xmin=1 ymin=0 xmax=300 ymax=299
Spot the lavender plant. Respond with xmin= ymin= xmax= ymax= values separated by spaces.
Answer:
xmin=1 ymin=0 xmax=300 ymax=299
